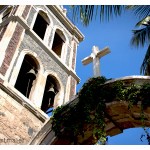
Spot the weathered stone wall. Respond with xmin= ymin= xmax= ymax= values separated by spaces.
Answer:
xmin=0 ymin=86 xmax=44 ymax=145
xmin=26 ymin=7 xmax=36 ymax=27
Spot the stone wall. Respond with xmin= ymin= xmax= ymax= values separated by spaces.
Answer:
xmin=0 ymin=84 xmax=45 ymax=145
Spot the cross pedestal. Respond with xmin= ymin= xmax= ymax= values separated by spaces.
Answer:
xmin=82 ymin=46 xmax=111 ymax=77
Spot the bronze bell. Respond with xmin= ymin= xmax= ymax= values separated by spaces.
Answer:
xmin=47 ymin=87 xmax=56 ymax=95
xmin=26 ymin=69 xmax=36 ymax=80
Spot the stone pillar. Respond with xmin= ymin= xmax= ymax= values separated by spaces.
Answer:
xmin=0 ymin=5 xmax=31 ymax=79
xmin=64 ymin=76 xmax=71 ymax=103
xmin=69 ymin=77 xmax=77 ymax=99
xmin=70 ymin=38 xmax=77 ymax=71
xmin=30 ymin=72 xmax=46 ymax=108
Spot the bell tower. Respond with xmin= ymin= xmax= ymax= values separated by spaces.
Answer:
xmin=0 ymin=5 xmax=84 ymax=144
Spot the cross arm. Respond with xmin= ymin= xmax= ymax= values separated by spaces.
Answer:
xmin=82 ymin=55 xmax=93 ymax=65
xmin=97 ymin=47 xmax=111 ymax=58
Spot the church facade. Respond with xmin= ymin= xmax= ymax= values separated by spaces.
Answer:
xmin=0 ymin=5 xmax=83 ymax=144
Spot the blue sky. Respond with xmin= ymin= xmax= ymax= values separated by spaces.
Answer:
xmin=72 ymin=9 xmax=147 ymax=91
xmin=65 ymin=6 xmax=149 ymax=145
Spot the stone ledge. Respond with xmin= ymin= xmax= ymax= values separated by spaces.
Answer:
xmin=0 ymin=81 xmax=48 ymax=123
xmin=106 ymin=75 xmax=150 ymax=84
xmin=47 ymin=5 xmax=84 ymax=42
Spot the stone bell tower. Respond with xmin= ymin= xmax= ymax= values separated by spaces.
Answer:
xmin=0 ymin=5 xmax=83 ymax=144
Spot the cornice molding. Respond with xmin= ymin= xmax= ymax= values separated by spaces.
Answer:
xmin=47 ymin=5 xmax=84 ymax=43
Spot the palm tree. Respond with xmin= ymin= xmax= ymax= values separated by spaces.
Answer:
xmin=131 ymin=16 xmax=150 ymax=75
xmin=71 ymin=5 xmax=150 ymax=75
xmin=127 ymin=6 xmax=150 ymax=75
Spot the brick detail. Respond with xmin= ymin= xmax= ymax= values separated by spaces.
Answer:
xmin=0 ymin=24 xmax=8 ymax=42
xmin=72 ymin=42 xmax=77 ymax=70
xmin=22 ymin=5 xmax=31 ymax=19
xmin=0 ymin=23 xmax=24 ymax=76
xmin=12 ymin=6 xmax=19 ymax=15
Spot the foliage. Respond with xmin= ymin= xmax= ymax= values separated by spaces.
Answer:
xmin=52 ymin=76 xmax=150 ymax=144
xmin=71 ymin=5 xmax=125 ymax=26
xmin=126 ymin=6 xmax=150 ymax=20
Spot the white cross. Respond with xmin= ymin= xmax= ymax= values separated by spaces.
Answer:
xmin=82 ymin=46 xmax=111 ymax=77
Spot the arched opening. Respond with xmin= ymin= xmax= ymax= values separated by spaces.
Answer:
xmin=33 ymin=10 xmax=49 ymax=40
xmin=52 ymin=29 xmax=66 ymax=58
xmin=41 ymin=75 xmax=59 ymax=114
xmin=15 ymin=54 xmax=39 ymax=98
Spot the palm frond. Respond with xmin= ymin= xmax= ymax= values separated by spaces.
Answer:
xmin=72 ymin=5 xmax=95 ymax=26
xmin=99 ymin=5 xmax=124 ymax=22
xmin=131 ymin=25 xmax=150 ymax=47
xmin=126 ymin=5 xmax=150 ymax=20
xmin=72 ymin=5 xmax=125 ymax=26
xmin=135 ymin=16 xmax=150 ymax=27
xmin=80 ymin=5 xmax=96 ymax=26
xmin=140 ymin=45 xmax=150 ymax=75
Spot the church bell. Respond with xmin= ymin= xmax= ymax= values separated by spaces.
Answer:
xmin=47 ymin=87 xmax=56 ymax=95
xmin=26 ymin=69 xmax=36 ymax=80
